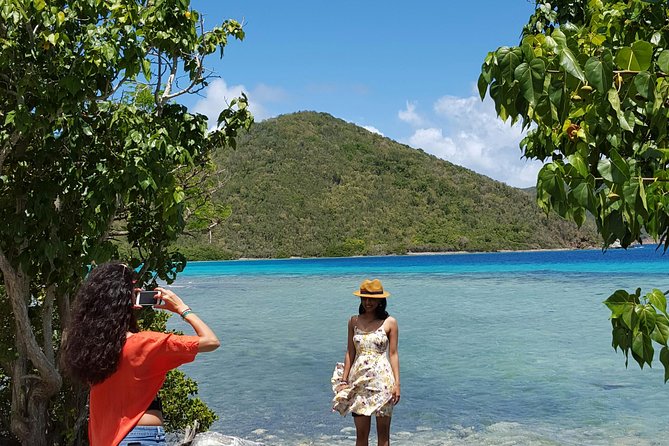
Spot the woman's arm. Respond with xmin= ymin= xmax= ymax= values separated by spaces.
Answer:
xmin=338 ymin=316 xmax=356 ymax=389
xmin=155 ymin=287 xmax=221 ymax=352
xmin=387 ymin=316 xmax=400 ymax=404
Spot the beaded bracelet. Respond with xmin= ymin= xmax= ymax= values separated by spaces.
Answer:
xmin=180 ymin=308 xmax=193 ymax=320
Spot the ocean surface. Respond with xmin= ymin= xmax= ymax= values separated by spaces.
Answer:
xmin=166 ymin=246 xmax=669 ymax=445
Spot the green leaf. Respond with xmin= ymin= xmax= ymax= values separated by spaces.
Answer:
xmin=571 ymin=181 xmax=590 ymax=207
xmin=498 ymin=46 xmax=523 ymax=82
xmin=584 ymin=53 xmax=613 ymax=92
xmin=550 ymin=28 xmax=567 ymax=48
xmin=4 ymin=110 xmax=15 ymax=125
xmin=622 ymin=180 xmax=639 ymax=208
xmin=536 ymin=162 xmax=566 ymax=210
xmin=651 ymin=32 xmax=662 ymax=46
xmin=658 ymin=50 xmax=669 ymax=73
xmin=567 ymin=153 xmax=589 ymax=177
xmin=660 ymin=347 xmax=669 ymax=382
xmin=139 ymin=178 xmax=152 ymax=190
xmin=651 ymin=315 xmax=669 ymax=345
xmin=610 ymin=149 xmax=631 ymax=181
xmin=636 ymin=304 xmax=657 ymax=333
xmin=649 ymin=289 xmax=668 ymax=315
xmin=62 ymin=76 xmax=81 ymax=95
xmin=559 ymin=46 xmax=586 ymax=82
xmin=477 ymin=73 xmax=488 ymax=100
xmin=638 ymin=177 xmax=647 ymax=213
xmin=607 ymin=89 xmax=633 ymax=132
xmin=33 ymin=0 xmax=45 ymax=11
xmin=622 ymin=301 xmax=637 ymax=330
xmin=604 ymin=289 xmax=634 ymax=317
xmin=514 ymin=58 xmax=546 ymax=105
xmin=612 ymin=320 xmax=631 ymax=358
xmin=607 ymin=88 xmax=622 ymax=113
xmin=572 ymin=206 xmax=586 ymax=227
xmin=631 ymin=331 xmax=653 ymax=368
xmin=142 ymin=59 xmax=152 ymax=81
xmin=633 ymin=71 xmax=653 ymax=100
xmin=597 ymin=160 xmax=616 ymax=183
xmin=615 ymin=41 xmax=653 ymax=71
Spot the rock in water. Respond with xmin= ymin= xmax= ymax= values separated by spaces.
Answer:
xmin=191 ymin=432 xmax=264 ymax=446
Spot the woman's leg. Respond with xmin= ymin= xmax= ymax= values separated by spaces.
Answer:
xmin=353 ymin=414 xmax=372 ymax=446
xmin=376 ymin=416 xmax=392 ymax=446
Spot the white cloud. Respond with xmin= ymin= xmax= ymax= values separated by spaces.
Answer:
xmin=192 ymin=79 xmax=287 ymax=128
xmin=398 ymin=101 xmax=426 ymax=127
xmin=402 ymin=95 xmax=541 ymax=188
xmin=362 ymin=125 xmax=384 ymax=136
xmin=252 ymin=83 xmax=288 ymax=104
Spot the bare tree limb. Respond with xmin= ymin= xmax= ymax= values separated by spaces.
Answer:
xmin=161 ymin=53 xmax=179 ymax=102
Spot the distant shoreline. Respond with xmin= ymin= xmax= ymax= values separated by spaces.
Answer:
xmin=217 ymin=243 xmax=665 ymax=262
xmin=407 ymin=247 xmax=583 ymax=256
xmin=230 ymin=246 xmax=597 ymax=262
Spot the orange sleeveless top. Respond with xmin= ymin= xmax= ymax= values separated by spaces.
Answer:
xmin=89 ymin=331 xmax=199 ymax=446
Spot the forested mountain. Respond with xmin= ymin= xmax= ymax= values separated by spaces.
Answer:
xmin=175 ymin=112 xmax=598 ymax=259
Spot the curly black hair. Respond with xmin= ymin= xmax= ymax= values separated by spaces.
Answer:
xmin=61 ymin=262 xmax=138 ymax=385
xmin=358 ymin=298 xmax=389 ymax=320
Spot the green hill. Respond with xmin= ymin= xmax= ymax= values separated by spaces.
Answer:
xmin=176 ymin=111 xmax=597 ymax=259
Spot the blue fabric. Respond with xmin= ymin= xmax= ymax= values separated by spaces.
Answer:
xmin=118 ymin=425 xmax=166 ymax=446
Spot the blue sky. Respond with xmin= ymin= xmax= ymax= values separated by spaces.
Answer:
xmin=183 ymin=1 xmax=540 ymax=187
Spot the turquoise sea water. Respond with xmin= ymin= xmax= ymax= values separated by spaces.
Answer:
xmin=167 ymin=247 xmax=669 ymax=445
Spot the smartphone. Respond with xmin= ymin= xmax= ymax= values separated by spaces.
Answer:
xmin=135 ymin=290 xmax=163 ymax=307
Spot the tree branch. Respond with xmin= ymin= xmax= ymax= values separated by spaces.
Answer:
xmin=96 ymin=74 xmax=129 ymax=101
xmin=161 ymin=50 xmax=206 ymax=102
xmin=160 ymin=54 xmax=179 ymax=103
xmin=42 ymin=284 xmax=56 ymax=366
xmin=154 ymin=49 xmax=163 ymax=107
xmin=546 ymin=69 xmax=667 ymax=78
xmin=593 ymin=177 xmax=669 ymax=182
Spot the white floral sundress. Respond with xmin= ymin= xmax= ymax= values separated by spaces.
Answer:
xmin=332 ymin=323 xmax=395 ymax=417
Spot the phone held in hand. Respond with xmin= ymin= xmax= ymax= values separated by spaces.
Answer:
xmin=135 ymin=290 xmax=163 ymax=307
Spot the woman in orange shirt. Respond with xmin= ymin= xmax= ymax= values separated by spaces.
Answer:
xmin=62 ymin=262 xmax=220 ymax=446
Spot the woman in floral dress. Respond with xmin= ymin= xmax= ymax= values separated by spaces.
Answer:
xmin=332 ymin=279 xmax=400 ymax=446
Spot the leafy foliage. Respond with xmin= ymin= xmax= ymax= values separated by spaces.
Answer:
xmin=480 ymin=0 xmax=669 ymax=380
xmin=175 ymin=112 xmax=597 ymax=259
xmin=0 ymin=1 xmax=251 ymax=443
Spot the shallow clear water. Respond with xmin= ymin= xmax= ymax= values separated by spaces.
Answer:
xmin=166 ymin=247 xmax=669 ymax=445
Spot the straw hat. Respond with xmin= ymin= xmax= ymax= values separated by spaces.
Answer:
xmin=353 ymin=279 xmax=390 ymax=298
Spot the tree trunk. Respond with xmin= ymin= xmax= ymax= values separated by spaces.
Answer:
xmin=0 ymin=254 xmax=62 ymax=445
xmin=8 ymin=350 xmax=54 ymax=445
xmin=18 ymin=393 xmax=52 ymax=446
